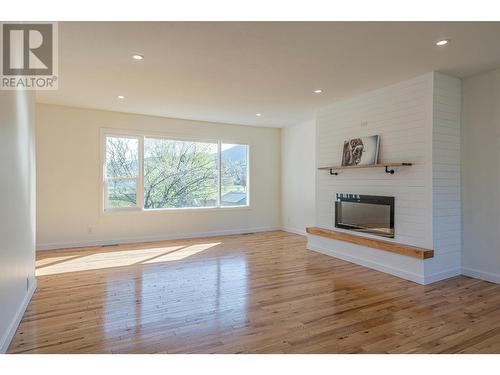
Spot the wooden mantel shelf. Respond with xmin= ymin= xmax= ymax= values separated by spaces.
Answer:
xmin=306 ymin=227 xmax=434 ymax=260
xmin=318 ymin=163 xmax=412 ymax=175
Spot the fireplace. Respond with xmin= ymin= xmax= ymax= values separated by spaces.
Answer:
xmin=335 ymin=194 xmax=394 ymax=238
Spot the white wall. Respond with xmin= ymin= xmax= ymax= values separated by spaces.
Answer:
xmin=428 ymin=72 xmax=462 ymax=282
xmin=281 ymin=119 xmax=316 ymax=235
xmin=308 ymin=72 xmax=462 ymax=284
xmin=0 ymin=90 xmax=37 ymax=353
xmin=36 ymin=104 xmax=281 ymax=249
xmin=462 ymin=68 xmax=500 ymax=283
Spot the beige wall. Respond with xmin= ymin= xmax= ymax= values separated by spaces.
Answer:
xmin=462 ymin=68 xmax=500 ymax=283
xmin=281 ymin=119 xmax=316 ymax=235
xmin=36 ymin=104 xmax=281 ymax=249
xmin=0 ymin=90 xmax=36 ymax=352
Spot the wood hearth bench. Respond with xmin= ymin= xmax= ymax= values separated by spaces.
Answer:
xmin=306 ymin=227 xmax=434 ymax=260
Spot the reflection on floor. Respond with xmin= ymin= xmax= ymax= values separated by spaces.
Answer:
xmin=8 ymin=231 xmax=500 ymax=353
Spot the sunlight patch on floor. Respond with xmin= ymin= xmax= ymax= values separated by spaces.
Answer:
xmin=36 ymin=243 xmax=221 ymax=276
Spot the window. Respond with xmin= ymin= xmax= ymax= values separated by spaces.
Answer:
xmin=104 ymin=136 xmax=140 ymax=209
xmin=221 ymin=144 xmax=248 ymax=207
xmin=144 ymin=138 xmax=218 ymax=209
xmin=102 ymin=132 xmax=248 ymax=211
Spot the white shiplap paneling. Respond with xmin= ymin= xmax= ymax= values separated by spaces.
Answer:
xmin=309 ymin=72 xmax=462 ymax=284
xmin=316 ymin=73 xmax=434 ymax=250
xmin=427 ymin=72 xmax=462 ymax=278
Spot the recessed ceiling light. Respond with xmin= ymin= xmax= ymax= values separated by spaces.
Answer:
xmin=436 ymin=39 xmax=450 ymax=46
xmin=313 ymin=89 xmax=323 ymax=94
xmin=117 ymin=95 xmax=125 ymax=99
xmin=256 ymin=113 xmax=262 ymax=117
xmin=132 ymin=54 xmax=144 ymax=60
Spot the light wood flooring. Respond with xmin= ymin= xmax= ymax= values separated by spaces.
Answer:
xmin=8 ymin=231 xmax=500 ymax=353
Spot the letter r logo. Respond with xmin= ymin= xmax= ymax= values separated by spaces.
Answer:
xmin=2 ymin=23 xmax=53 ymax=75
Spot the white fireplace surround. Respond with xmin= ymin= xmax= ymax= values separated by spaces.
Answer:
xmin=307 ymin=72 xmax=462 ymax=285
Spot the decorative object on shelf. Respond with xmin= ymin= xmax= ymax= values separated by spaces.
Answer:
xmin=319 ymin=162 xmax=413 ymax=176
xmin=341 ymin=135 xmax=379 ymax=166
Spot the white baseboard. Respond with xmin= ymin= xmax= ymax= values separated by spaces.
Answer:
xmin=37 ymin=226 xmax=282 ymax=251
xmin=424 ymin=267 xmax=462 ymax=284
xmin=307 ymin=242 xmax=426 ymax=284
xmin=281 ymin=227 xmax=307 ymax=236
xmin=0 ymin=279 xmax=37 ymax=353
xmin=462 ymin=267 xmax=500 ymax=284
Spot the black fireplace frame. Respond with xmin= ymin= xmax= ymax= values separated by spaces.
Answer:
xmin=335 ymin=194 xmax=395 ymax=238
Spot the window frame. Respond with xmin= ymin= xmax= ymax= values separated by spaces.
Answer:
xmin=100 ymin=128 xmax=250 ymax=213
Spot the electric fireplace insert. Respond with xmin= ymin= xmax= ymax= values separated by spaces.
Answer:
xmin=335 ymin=194 xmax=395 ymax=238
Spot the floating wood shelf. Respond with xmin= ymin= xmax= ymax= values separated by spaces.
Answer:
xmin=306 ymin=227 xmax=434 ymax=259
xmin=318 ymin=163 xmax=413 ymax=175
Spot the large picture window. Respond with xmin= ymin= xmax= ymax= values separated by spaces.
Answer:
xmin=144 ymin=138 xmax=218 ymax=209
xmin=103 ymin=132 xmax=248 ymax=211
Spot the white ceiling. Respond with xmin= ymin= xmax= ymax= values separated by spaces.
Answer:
xmin=38 ymin=22 xmax=500 ymax=127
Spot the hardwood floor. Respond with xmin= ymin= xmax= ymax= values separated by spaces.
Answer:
xmin=8 ymin=231 xmax=500 ymax=353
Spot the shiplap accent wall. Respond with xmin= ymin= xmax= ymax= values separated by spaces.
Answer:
xmin=316 ymin=73 xmax=434 ymax=246
xmin=309 ymin=72 xmax=462 ymax=284
xmin=427 ymin=72 xmax=462 ymax=281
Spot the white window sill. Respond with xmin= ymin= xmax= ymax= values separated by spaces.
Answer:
xmin=102 ymin=205 xmax=251 ymax=215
